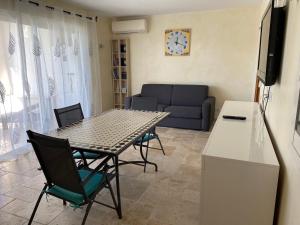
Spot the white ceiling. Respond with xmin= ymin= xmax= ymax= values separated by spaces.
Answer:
xmin=63 ymin=0 xmax=262 ymax=17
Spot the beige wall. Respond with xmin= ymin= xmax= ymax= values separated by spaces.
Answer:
xmin=259 ymin=1 xmax=300 ymax=225
xmin=115 ymin=7 xmax=261 ymax=114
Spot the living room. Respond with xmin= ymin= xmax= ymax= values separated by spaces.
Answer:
xmin=0 ymin=0 xmax=299 ymax=225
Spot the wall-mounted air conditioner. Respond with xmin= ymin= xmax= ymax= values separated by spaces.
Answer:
xmin=112 ymin=19 xmax=148 ymax=34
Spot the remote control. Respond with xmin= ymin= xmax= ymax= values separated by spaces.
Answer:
xmin=222 ymin=115 xmax=246 ymax=120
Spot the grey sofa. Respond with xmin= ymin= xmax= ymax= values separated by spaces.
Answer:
xmin=125 ymin=84 xmax=215 ymax=131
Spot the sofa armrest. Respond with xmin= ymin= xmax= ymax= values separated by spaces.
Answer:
xmin=202 ymin=96 xmax=216 ymax=131
xmin=124 ymin=94 xmax=141 ymax=109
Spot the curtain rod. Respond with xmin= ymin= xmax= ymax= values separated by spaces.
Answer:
xmin=20 ymin=0 xmax=98 ymax=22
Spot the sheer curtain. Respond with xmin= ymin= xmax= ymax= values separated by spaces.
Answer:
xmin=0 ymin=1 xmax=101 ymax=161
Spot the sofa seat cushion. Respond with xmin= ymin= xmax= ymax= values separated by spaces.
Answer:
xmin=165 ymin=106 xmax=202 ymax=119
xmin=157 ymin=104 xmax=168 ymax=112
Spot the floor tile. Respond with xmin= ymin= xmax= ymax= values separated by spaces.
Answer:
xmin=0 ymin=173 xmax=32 ymax=194
xmin=1 ymin=197 xmax=65 ymax=224
xmin=0 ymin=127 xmax=208 ymax=225
xmin=0 ymin=211 xmax=27 ymax=225
xmin=0 ymin=195 xmax=14 ymax=208
xmin=4 ymin=186 xmax=41 ymax=203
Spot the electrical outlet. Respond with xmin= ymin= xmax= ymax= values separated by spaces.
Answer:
xmin=268 ymin=90 xmax=272 ymax=102
xmin=275 ymin=0 xmax=286 ymax=7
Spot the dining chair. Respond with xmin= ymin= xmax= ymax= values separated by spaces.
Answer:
xmin=26 ymin=130 xmax=118 ymax=225
xmin=131 ymin=96 xmax=165 ymax=172
xmin=54 ymin=103 xmax=105 ymax=166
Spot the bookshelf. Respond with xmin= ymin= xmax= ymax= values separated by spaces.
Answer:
xmin=112 ymin=39 xmax=130 ymax=109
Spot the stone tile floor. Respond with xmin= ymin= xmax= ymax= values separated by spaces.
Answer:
xmin=0 ymin=127 xmax=209 ymax=225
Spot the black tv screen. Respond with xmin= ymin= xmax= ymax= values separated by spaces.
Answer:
xmin=257 ymin=1 xmax=285 ymax=86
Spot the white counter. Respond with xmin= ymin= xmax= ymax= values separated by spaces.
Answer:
xmin=200 ymin=101 xmax=279 ymax=225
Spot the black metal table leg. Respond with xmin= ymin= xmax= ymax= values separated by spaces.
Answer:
xmin=139 ymin=138 xmax=158 ymax=172
xmin=107 ymin=132 xmax=160 ymax=172
xmin=115 ymin=155 xmax=122 ymax=219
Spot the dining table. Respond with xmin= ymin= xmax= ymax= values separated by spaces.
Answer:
xmin=47 ymin=108 xmax=170 ymax=218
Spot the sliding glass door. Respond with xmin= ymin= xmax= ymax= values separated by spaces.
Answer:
xmin=0 ymin=1 xmax=101 ymax=160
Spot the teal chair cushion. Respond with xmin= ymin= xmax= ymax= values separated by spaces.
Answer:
xmin=136 ymin=133 xmax=156 ymax=143
xmin=46 ymin=169 xmax=104 ymax=205
xmin=73 ymin=151 xmax=100 ymax=159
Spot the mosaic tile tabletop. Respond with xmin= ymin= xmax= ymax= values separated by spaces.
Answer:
xmin=48 ymin=109 xmax=169 ymax=154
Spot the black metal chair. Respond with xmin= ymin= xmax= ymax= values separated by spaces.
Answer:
xmin=54 ymin=103 xmax=105 ymax=166
xmin=26 ymin=130 xmax=119 ymax=225
xmin=131 ymin=96 xmax=165 ymax=171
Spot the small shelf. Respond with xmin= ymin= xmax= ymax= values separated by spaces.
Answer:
xmin=113 ymin=79 xmax=128 ymax=81
xmin=113 ymin=66 xmax=128 ymax=68
xmin=112 ymin=38 xmax=130 ymax=109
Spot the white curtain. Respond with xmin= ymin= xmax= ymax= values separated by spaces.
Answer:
xmin=0 ymin=0 xmax=102 ymax=161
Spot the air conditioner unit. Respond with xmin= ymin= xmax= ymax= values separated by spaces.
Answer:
xmin=112 ymin=19 xmax=148 ymax=34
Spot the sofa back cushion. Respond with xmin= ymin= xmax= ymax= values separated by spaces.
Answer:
xmin=141 ymin=84 xmax=173 ymax=105
xmin=171 ymin=85 xmax=208 ymax=106
xmin=131 ymin=96 xmax=157 ymax=111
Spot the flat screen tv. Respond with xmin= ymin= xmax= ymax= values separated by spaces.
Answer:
xmin=257 ymin=0 xmax=286 ymax=86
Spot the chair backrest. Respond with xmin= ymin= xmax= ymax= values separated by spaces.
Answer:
xmin=27 ymin=130 xmax=85 ymax=195
xmin=54 ymin=103 xmax=84 ymax=128
xmin=131 ymin=96 xmax=158 ymax=111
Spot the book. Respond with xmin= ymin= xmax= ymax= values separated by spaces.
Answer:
xmin=121 ymin=71 xmax=127 ymax=79
xmin=113 ymin=68 xmax=119 ymax=79
xmin=113 ymin=55 xmax=119 ymax=66
xmin=120 ymin=44 xmax=126 ymax=53
xmin=121 ymin=58 xmax=126 ymax=66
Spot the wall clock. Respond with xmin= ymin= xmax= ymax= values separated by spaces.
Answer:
xmin=165 ymin=28 xmax=191 ymax=56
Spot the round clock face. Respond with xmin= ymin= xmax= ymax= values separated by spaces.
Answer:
xmin=166 ymin=31 xmax=189 ymax=55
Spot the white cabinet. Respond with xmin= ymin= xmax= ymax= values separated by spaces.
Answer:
xmin=200 ymin=101 xmax=279 ymax=225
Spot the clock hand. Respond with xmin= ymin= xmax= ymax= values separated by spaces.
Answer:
xmin=177 ymin=42 xmax=184 ymax=46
